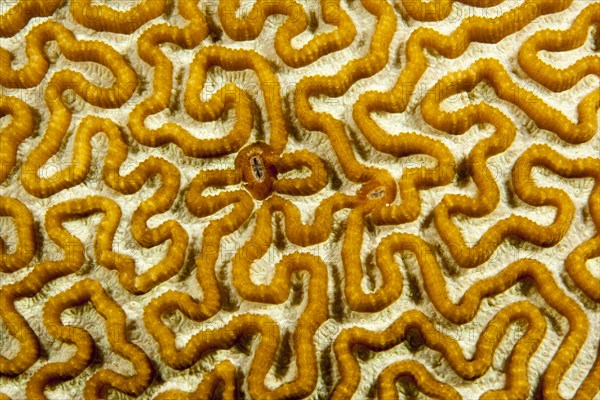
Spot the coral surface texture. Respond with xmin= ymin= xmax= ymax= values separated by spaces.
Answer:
xmin=0 ymin=0 xmax=599 ymax=399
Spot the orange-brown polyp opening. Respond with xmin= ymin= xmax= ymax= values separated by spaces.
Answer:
xmin=356 ymin=179 xmax=396 ymax=214
xmin=367 ymin=187 xmax=386 ymax=200
xmin=235 ymin=142 xmax=278 ymax=200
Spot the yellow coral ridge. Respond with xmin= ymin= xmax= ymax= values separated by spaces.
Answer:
xmin=154 ymin=361 xmax=237 ymax=399
xmin=519 ymin=3 xmax=600 ymax=92
xmin=26 ymin=279 xmax=153 ymax=399
xmin=332 ymin=302 xmax=547 ymax=399
xmin=218 ymin=0 xmax=356 ymax=67
xmin=70 ymin=0 xmax=166 ymax=34
xmin=425 ymin=58 xmax=599 ymax=268
xmin=0 ymin=95 xmax=36 ymax=272
xmin=0 ymin=0 xmax=63 ymax=37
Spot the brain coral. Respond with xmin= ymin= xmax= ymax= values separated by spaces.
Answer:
xmin=0 ymin=0 xmax=599 ymax=399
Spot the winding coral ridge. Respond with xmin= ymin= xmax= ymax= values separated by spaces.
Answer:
xmin=0 ymin=0 xmax=599 ymax=399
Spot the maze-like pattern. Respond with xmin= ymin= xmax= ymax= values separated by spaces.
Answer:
xmin=0 ymin=0 xmax=599 ymax=399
